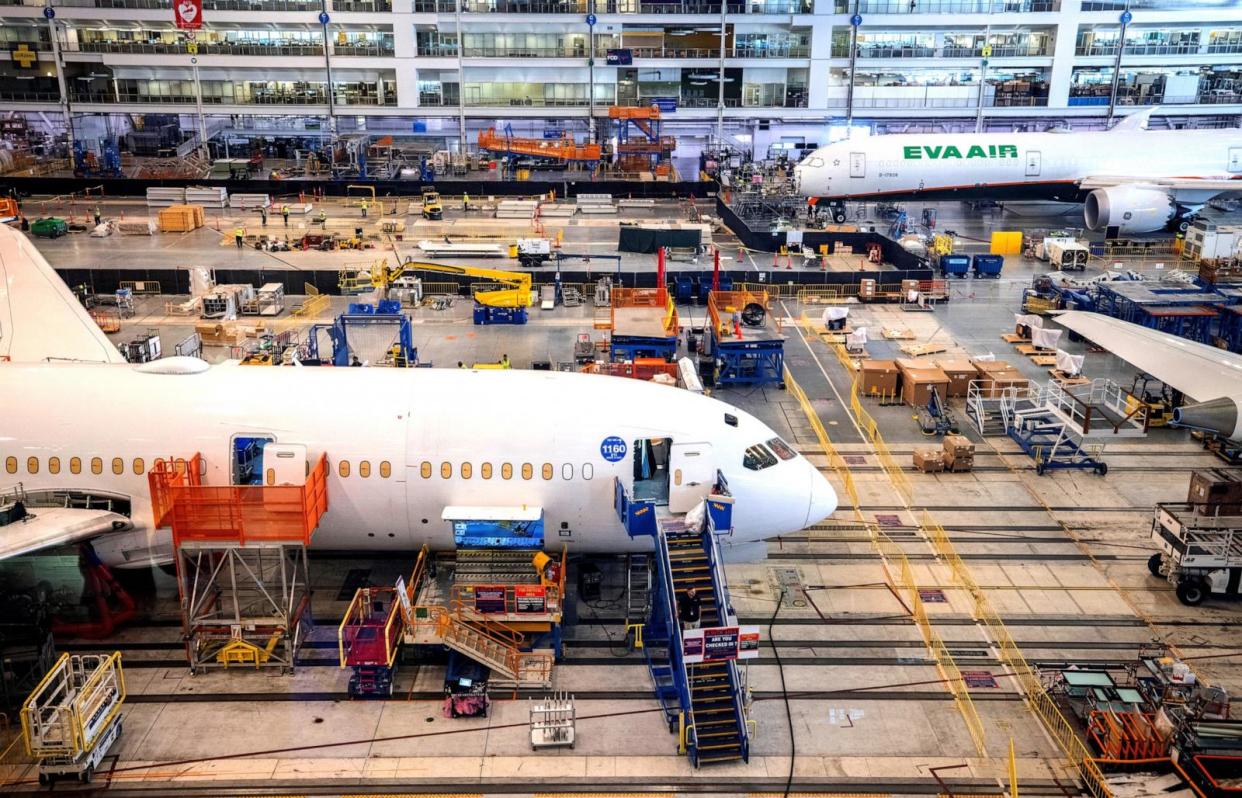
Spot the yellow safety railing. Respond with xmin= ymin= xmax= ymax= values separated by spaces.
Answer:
xmin=784 ymin=366 xmax=987 ymax=756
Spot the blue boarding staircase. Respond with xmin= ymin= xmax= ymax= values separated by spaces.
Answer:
xmin=615 ymin=473 xmax=751 ymax=767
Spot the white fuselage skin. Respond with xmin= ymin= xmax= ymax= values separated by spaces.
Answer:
xmin=0 ymin=363 xmax=837 ymax=566
xmin=794 ymin=128 xmax=1240 ymax=201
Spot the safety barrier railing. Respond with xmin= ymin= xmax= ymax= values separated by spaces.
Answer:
xmin=338 ymin=587 xmax=402 ymax=669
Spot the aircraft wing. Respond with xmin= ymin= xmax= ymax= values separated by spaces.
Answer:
xmin=1079 ymin=175 xmax=1242 ymax=193
xmin=0 ymin=507 xmax=133 ymax=561
xmin=1056 ymin=311 xmax=1242 ymax=402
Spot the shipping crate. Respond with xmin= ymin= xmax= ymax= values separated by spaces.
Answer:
xmin=943 ymin=435 xmax=975 ymax=459
xmin=898 ymin=361 xmax=950 ymax=408
xmin=157 ymin=204 xmax=204 ymax=232
xmin=860 ymin=359 xmax=900 ymax=398
xmin=1188 ymin=468 xmax=1242 ymax=515
xmin=936 ymin=359 xmax=977 ymax=398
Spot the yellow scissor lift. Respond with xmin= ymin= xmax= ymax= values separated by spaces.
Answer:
xmin=21 ymin=652 xmax=126 ymax=785
xmin=338 ymin=259 xmax=533 ymax=324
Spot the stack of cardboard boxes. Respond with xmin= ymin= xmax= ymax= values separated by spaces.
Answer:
xmin=859 ymin=359 xmax=900 ymax=399
xmin=913 ymin=448 xmax=945 ymax=473
xmin=971 ymin=358 xmax=1026 ymax=396
xmin=942 ymin=435 xmax=975 ymax=472
xmin=897 ymin=359 xmax=949 ymax=407
xmin=936 ymin=359 xmax=976 ymax=398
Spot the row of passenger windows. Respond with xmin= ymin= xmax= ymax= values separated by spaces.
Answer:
xmin=7 ymin=455 xmax=597 ymax=483
xmin=5 ymin=455 xmax=144 ymax=476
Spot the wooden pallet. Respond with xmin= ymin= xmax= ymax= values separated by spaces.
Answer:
xmin=899 ymin=341 xmax=948 ymax=357
xmin=882 ymin=328 xmax=916 ymax=340
xmin=1030 ymin=354 xmax=1059 ymax=367
xmin=1016 ymin=344 xmax=1054 ymax=356
xmin=1049 ymin=369 xmax=1089 ymax=386
xmin=1001 ymin=333 xmax=1029 ymax=343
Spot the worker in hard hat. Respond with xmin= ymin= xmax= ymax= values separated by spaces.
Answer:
xmin=462 ymin=193 xmax=470 ymax=214
xmin=93 ymin=205 xmax=102 ymax=226
xmin=234 ymin=226 xmax=245 ymax=249
xmin=360 ymin=199 xmax=369 ymax=218
xmin=500 ymin=353 xmax=510 ymax=369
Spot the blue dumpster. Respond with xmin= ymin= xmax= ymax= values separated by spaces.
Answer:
xmin=972 ymin=254 xmax=1004 ymax=278
xmin=939 ymin=255 xmax=970 ymax=278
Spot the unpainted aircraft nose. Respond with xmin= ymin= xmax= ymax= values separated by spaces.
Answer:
xmin=804 ymin=463 xmax=837 ymax=528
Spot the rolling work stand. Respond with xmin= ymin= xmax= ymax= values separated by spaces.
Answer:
xmin=22 ymin=652 xmax=126 ymax=785
xmin=1148 ymin=502 xmax=1242 ymax=606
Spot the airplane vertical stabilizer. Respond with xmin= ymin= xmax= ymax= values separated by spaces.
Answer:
xmin=0 ymin=225 xmax=126 ymax=363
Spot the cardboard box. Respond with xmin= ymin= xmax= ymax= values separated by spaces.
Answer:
xmin=897 ymin=361 xmax=949 ymax=407
xmin=1188 ymin=468 xmax=1242 ymax=515
xmin=971 ymin=358 xmax=1026 ymax=397
xmin=942 ymin=452 xmax=974 ymax=473
xmin=936 ymin=359 xmax=977 ymax=397
xmin=860 ymin=359 xmax=900 ymax=397
xmin=943 ymin=435 xmax=975 ymax=458
xmin=913 ymin=449 xmax=944 ymax=473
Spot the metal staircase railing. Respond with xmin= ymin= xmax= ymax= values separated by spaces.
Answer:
xmin=436 ymin=610 xmax=553 ymax=686
xmin=701 ymin=521 xmax=750 ymax=764
xmin=651 ymin=530 xmax=694 ymax=756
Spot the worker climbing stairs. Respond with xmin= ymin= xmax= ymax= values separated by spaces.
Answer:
xmin=615 ymin=473 xmax=752 ymax=767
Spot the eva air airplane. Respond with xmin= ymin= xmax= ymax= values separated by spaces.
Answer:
xmin=794 ymin=108 xmax=1242 ymax=234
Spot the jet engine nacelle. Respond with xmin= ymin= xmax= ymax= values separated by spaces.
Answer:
xmin=1083 ymin=185 xmax=1177 ymax=235
xmin=1173 ymin=397 xmax=1242 ymax=442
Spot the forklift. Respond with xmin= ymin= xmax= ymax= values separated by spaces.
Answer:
xmin=1127 ymin=373 xmax=1177 ymax=428
xmin=421 ymin=188 xmax=443 ymax=220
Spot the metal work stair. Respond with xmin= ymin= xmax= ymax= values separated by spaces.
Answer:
xmin=665 ymin=533 xmax=721 ymax=626
xmin=437 ymin=611 xmax=553 ymax=687
xmin=625 ymin=554 xmax=651 ymax=625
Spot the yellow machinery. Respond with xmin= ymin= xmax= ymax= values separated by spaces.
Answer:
xmin=930 ymin=233 xmax=954 ymax=257
xmin=23 ymin=652 xmax=126 ymax=784
xmin=342 ymin=260 xmax=531 ymax=308
xmin=421 ymin=188 xmax=443 ymax=220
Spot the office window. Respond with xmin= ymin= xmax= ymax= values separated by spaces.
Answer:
xmin=133 ymin=458 xmax=145 ymax=475
xmin=421 ymin=461 xmax=432 ymax=479
xmin=339 ymin=460 xmax=351 ymax=478
xmin=112 ymin=457 xmax=123 ymax=475
xmin=379 ymin=460 xmax=391 ymax=478
xmin=49 ymin=456 xmax=61 ymax=475
xmin=70 ymin=457 xmax=81 ymax=474
xmin=461 ymin=462 xmax=472 ymax=479
xmin=359 ymin=461 xmax=371 ymax=478
xmin=482 ymin=462 xmax=493 ymax=479
xmin=562 ymin=463 xmax=573 ymax=480
xmin=441 ymin=462 xmax=452 ymax=479
xmin=4 ymin=457 xmax=15 ymax=474
xmin=501 ymin=463 xmax=513 ymax=480
xmin=521 ymin=463 xmax=533 ymax=480
xmin=542 ymin=463 xmax=553 ymax=480
xmin=91 ymin=457 xmax=103 ymax=475
xmin=26 ymin=457 xmax=38 ymax=474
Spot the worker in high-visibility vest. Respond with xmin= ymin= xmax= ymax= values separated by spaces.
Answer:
xmin=93 ymin=205 xmax=102 ymax=226
xmin=234 ymin=226 xmax=245 ymax=249
xmin=462 ymin=193 xmax=470 ymax=214
xmin=360 ymin=199 xmax=369 ymax=218
xmin=281 ymin=204 xmax=290 ymax=226
xmin=500 ymin=353 xmax=510 ymax=369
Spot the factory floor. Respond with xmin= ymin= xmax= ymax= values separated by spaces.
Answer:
xmin=2 ymin=198 xmax=1241 ymax=797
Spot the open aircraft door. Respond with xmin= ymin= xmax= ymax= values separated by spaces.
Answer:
xmin=264 ymin=443 xmax=308 ymax=486
xmin=849 ymin=152 xmax=865 ymax=178
xmin=669 ymin=442 xmax=714 ymax=514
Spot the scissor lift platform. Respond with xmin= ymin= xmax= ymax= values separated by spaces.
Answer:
xmin=1149 ymin=502 xmax=1242 ymax=605
xmin=22 ymin=652 xmax=126 ymax=785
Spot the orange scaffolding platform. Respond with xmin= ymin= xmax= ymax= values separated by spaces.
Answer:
xmin=477 ymin=128 xmax=601 ymax=162
xmin=148 ymin=453 xmax=329 ymax=672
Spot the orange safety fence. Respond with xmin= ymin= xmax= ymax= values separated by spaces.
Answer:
xmin=611 ymin=287 xmax=678 ymax=337
xmin=582 ymin=360 xmax=679 ymax=381
xmin=1087 ymin=711 xmax=1170 ymax=762
xmin=148 ymin=453 xmax=329 ymax=547
xmin=477 ymin=127 xmax=601 ymax=162
xmin=707 ymin=289 xmax=779 ymax=339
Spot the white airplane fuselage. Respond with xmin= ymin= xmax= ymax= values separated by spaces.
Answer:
xmin=0 ymin=363 xmax=837 ymax=566
xmin=794 ymin=128 xmax=1240 ymax=203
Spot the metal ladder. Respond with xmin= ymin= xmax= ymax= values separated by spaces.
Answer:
xmin=625 ymin=554 xmax=651 ymax=626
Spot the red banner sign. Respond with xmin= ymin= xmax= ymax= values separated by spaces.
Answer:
xmin=174 ymin=0 xmax=202 ymax=30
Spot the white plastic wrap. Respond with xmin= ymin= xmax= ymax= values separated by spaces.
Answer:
xmin=1014 ymin=313 xmax=1044 ymax=331
xmin=1031 ymin=327 xmax=1063 ymax=350
xmin=845 ymin=327 xmax=868 ymax=350
xmin=1055 ymin=349 xmax=1084 ymax=376
xmin=822 ymin=307 xmax=850 ymax=323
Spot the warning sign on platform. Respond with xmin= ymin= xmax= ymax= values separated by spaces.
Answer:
xmin=683 ymin=625 xmax=761 ymax=664
xmin=473 ymin=585 xmax=507 ymax=614
xmin=515 ymin=584 xmax=546 ymax=613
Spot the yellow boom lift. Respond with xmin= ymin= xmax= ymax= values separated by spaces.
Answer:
xmin=340 ymin=259 xmax=532 ymax=325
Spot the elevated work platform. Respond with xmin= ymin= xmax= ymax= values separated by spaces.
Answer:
xmin=610 ymin=287 xmax=680 ymax=361
xmin=22 ymin=652 xmax=126 ymax=785
xmin=477 ymin=127 xmax=602 ymax=163
xmin=148 ymin=452 xmax=329 ymax=672
xmin=706 ymin=289 xmax=785 ymax=387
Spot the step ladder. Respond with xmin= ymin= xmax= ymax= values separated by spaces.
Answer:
xmin=625 ymin=554 xmax=651 ymax=626
xmin=437 ymin=611 xmax=554 ymax=688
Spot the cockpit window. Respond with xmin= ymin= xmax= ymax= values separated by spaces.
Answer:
xmin=767 ymin=438 xmax=797 ymax=461
xmin=724 ymin=413 xmax=738 ymax=428
xmin=806 ymin=157 xmax=824 ymax=168
xmin=743 ymin=444 xmax=778 ymax=471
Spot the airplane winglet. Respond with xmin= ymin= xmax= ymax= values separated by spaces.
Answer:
xmin=1111 ymin=107 xmax=1159 ymax=132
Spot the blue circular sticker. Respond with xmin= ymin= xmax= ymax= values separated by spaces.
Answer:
xmin=318 ymin=11 xmax=330 ymax=24
xmin=585 ymin=13 xmax=597 ymax=25
xmin=43 ymin=6 xmax=55 ymax=18
xmin=600 ymin=436 xmax=627 ymax=463
xmin=850 ymin=13 xmax=862 ymax=27
xmin=1119 ymin=10 xmax=1131 ymax=24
